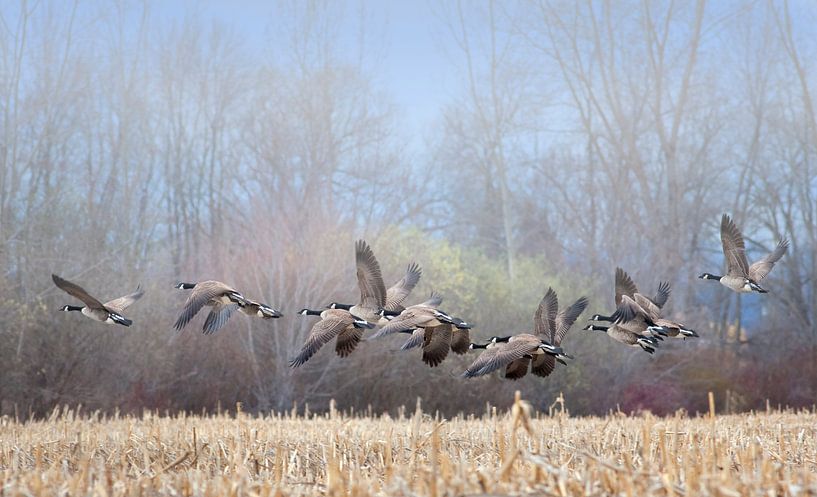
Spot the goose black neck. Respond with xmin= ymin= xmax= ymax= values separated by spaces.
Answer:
xmin=177 ymin=282 xmax=196 ymax=289
xmin=332 ymin=303 xmax=353 ymax=311
xmin=470 ymin=343 xmax=488 ymax=349
xmin=382 ymin=309 xmax=401 ymax=317
xmin=64 ymin=305 xmax=83 ymax=312
xmin=700 ymin=273 xmax=722 ymax=281
xmin=494 ymin=336 xmax=512 ymax=343
xmin=586 ymin=324 xmax=608 ymax=332
xmin=302 ymin=309 xmax=322 ymax=316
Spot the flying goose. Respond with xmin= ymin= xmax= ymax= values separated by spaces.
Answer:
xmin=592 ymin=268 xmax=671 ymax=339
xmin=583 ymin=323 xmax=659 ymax=353
xmin=390 ymin=291 xmax=447 ymax=348
xmin=290 ymin=308 xmax=375 ymax=367
xmin=483 ymin=288 xmax=587 ymax=380
xmin=394 ymin=291 xmax=443 ymax=320
xmin=462 ymin=334 xmax=571 ymax=379
xmin=608 ymin=281 xmax=698 ymax=339
xmin=380 ymin=292 xmax=471 ymax=326
xmin=585 ymin=268 xmax=663 ymax=351
xmin=53 ymin=274 xmax=143 ymax=326
xmin=173 ymin=281 xmax=266 ymax=334
xmin=368 ymin=294 xmax=472 ymax=340
xmin=332 ymin=261 xmax=422 ymax=325
xmin=461 ymin=288 xmax=574 ymax=379
xmin=698 ymin=214 xmax=789 ymax=293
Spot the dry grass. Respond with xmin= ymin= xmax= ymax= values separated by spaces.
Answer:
xmin=2 ymin=393 xmax=816 ymax=496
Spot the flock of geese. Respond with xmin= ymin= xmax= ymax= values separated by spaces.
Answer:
xmin=52 ymin=214 xmax=789 ymax=380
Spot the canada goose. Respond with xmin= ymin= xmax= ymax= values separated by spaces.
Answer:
xmin=53 ymin=274 xmax=143 ymax=326
xmin=599 ymin=268 xmax=697 ymax=338
xmin=529 ymin=289 xmax=589 ymax=378
xmin=609 ymin=285 xmax=698 ymax=339
xmin=492 ymin=289 xmax=587 ymax=380
xmin=290 ymin=308 xmax=375 ymax=367
xmin=175 ymin=282 xmax=282 ymax=331
xmin=462 ymin=334 xmax=570 ymax=379
xmin=592 ymin=268 xmax=670 ymax=339
xmin=177 ymin=284 xmax=284 ymax=322
xmin=653 ymin=319 xmax=699 ymax=338
xmin=698 ymin=214 xmax=789 ymax=293
xmin=379 ymin=292 xmax=444 ymax=326
xmin=332 ymin=261 xmax=422 ymax=325
xmin=473 ymin=336 xmax=537 ymax=380
xmin=392 ymin=292 xmax=453 ymax=350
xmin=611 ymin=296 xmax=698 ymax=339
xmin=583 ymin=323 xmax=659 ymax=353
xmin=368 ymin=296 xmax=472 ymax=340
xmin=397 ymin=323 xmax=471 ymax=367
xmin=173 ymin=281 xmax=255 ymax=334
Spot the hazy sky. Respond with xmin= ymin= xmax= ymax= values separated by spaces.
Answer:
xmin=156 ymin=0 xmax=454 ymax=149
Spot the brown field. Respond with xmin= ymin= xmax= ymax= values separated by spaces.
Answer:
xmin=1 ymin=394 xmax=815 ymax=496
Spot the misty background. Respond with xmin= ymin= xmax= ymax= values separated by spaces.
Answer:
xmin=1 ymin=0 xmax=815 ymax=418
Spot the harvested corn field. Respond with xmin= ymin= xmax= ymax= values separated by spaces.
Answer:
xmin=2 ymin=395 xmax=816 ymax=496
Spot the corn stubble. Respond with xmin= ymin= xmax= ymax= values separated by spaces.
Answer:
xmin=1 ymin=395 xmax=816 ymax=496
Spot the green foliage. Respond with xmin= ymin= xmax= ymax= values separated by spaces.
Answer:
xmin=375 ymin=226 xmax=595 ymax=336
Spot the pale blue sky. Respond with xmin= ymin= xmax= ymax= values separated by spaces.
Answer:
xmin=153 ymin=0 xmax=456 ymax=149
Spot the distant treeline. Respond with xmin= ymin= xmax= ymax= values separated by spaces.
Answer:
xmin=0 ymin=1 xmax=815 ymax=419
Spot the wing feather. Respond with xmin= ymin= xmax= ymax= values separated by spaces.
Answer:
xmin=420 ymin=292 xmax=443 ymax=308
xmin=610 ymin=295 xmax=649 ymax=325
xmin=505 ymin=357 xmax=531 ymax=380
xmin=355 ymin=240 xmax=386 ymax=311
xmin=290 ymin=316 xmax=351 ymax=367
xmin=104 ymin=285 xmax=144 ymax=314
xmin=614 ymin=267 xmax=638 ymax=306
xmin=421 ymin=325 xmax=452 ymax=367
xmin=385 ymin=262 xmax=422 ymax=311
xmin=400 ymin=329 xmax=425 ymax=350
xmin=721 ymin=214 xmax=750 ymax=277
xmin=633 ymin=294 xmax=661 ymax=321
xmin=335 ymin=327 xmax=363 ymax=357
xmin=531 ymin=354 xmax=556 ymax=378
xmin=534 ymin=287 xmax=559 ymax=340
xmin=554 ymin=296 xmax=588 ymax=345
xmin=52 ymin=274 xmax=105 ymax=310
xmin=450 ymin=328 xmax=471 ymax=354
xmin=202 ymin=303 xmax=239 ymax=335
xmin=749 ymin=238 xmax=789 ymax=282
xmin=464 ymin=339 xmax=538 ymax=378
xmin=651 ymin=281 xmax=671 ymax=309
